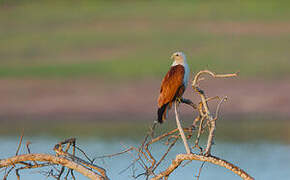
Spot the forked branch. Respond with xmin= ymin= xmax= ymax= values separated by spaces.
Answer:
xmin=0 ymin=154 xmax=104 ymax=180
xmin=146 ymin=70 xmax=253 ymax=180
xmin=151 ymin=154 xmax=254 ymax=180
xmin=0 ymin=138 xmax=109 ymax=180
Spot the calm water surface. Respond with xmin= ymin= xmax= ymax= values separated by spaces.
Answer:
xmin=0 ymin=136 xmax=289 ymax=180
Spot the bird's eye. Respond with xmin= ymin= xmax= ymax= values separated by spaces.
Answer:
xmin=176 ymin=54 xmax=179 ymax=56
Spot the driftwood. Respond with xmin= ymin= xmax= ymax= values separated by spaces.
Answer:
xmin=0 ymin=70 xmax=254 ymax=180
xmin=0 ymin=138 xmax=109 ymax=180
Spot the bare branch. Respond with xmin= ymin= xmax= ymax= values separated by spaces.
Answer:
xmin=174 ymin=101 xmax=191 ymax=154
xmin=192 ymin=70 xmax=238 ymax=87
xmin=15 ymin=130 xmax=24 ymax=156
xmin=151 ymin=154 xmax=254 ymax=180
xmin=196 ymin=162 xmax=206 ymax=180
xmin=0 ymin=154 xmax=105 ymax=180
xmin=53 ymin=139 xmax=109 ymax=179
xmin=3 ymin=167 xmax=14 ymax=180
xmin=95 ymin=147 xmax=134 ymax=159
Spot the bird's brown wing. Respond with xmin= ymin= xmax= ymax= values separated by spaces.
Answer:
xmin=158 ymin=65 xmax=185 ymax=108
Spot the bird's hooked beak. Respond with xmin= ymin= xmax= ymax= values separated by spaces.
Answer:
xmin=170 ymin=54 xmax=175 ymax=59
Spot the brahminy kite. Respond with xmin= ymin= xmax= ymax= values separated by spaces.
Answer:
xmin=157 ymin=52 xmax=190 ymax=123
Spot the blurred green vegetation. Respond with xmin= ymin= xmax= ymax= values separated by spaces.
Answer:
xmin=1 ymin=0 xmax=290 ymax=79
xmin=1 ymin=117 xmax=290 ymax=143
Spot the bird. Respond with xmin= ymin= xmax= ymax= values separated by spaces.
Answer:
xmin=157 ymin=52 xmax=190 ymax=123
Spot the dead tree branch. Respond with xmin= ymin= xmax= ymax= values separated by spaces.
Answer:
xmin=0 ymin=154 xmax=104 ymax=180
xmin=192 ymin=70 xmax=237 ymax=156
xmin=0 ymin=138 xmax=109 ymax=180
xmin=116 ymin=70 xmax=252 ymax=180
xmin=174 ymin=100 xmax=191 ymax=154
xmin=151 ymin=154 xmax=253 ymax=180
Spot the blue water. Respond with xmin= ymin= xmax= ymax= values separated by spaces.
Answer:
xmin=1 ymin=136 xmax=290 ymax=180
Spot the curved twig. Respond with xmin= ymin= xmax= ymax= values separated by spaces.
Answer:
xmin=192 ymin=70 xmax=238 ymax=87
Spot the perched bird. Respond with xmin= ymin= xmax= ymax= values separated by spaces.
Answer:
xmin=157 ymin=52 xmax=190 ymax=123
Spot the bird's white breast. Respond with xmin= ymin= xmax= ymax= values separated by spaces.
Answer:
xmin=183 ymin=62 xmax=190 ymax=88
xmin=172 ymin=59 xmax=190 ymax=88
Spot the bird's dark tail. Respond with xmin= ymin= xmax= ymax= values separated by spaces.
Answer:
xmin=157 ymin=103 xmax=169 ymax=123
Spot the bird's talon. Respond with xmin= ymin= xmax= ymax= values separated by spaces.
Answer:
xmin=176 ymin=98 xmax=182 ymax=104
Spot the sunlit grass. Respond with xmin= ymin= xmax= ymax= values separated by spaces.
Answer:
xmin=0 ymin=0 xmax=290 ymax=79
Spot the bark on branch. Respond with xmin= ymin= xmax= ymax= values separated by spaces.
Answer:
xmin=151 ymin=153 xmax=254 ymax=180
xmin=0 ymin=138 xmax=109 ymax=180
xmin=0 ymin=154 xmax=105 ymax=180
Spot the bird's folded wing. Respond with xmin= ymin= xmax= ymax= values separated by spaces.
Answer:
xmin=158 ymin=65 xmax=185 ymax=108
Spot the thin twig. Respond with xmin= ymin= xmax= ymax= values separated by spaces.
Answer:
xmin=15 ymin=130 xmax=24 ymax=156
xmin=196 ymin=162 xmax=205 ymax=180
xmin=95 ymin=147 xmax=134 ymax=159
xmin=3 ymin=167 xmax=14 ymax=180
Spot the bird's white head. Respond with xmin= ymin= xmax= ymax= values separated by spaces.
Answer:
xmin=170 ymin=51 xmax=190 ymax=87
xmin=171 ymin=52 xmax=187 ymax=66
